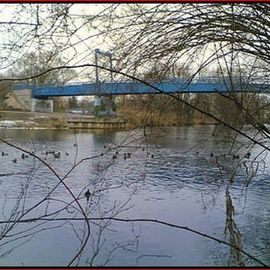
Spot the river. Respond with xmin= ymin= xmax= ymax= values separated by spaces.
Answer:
xmin=0 ymin=125 xmax=269 ymax=266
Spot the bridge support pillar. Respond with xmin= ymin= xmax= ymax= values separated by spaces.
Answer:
xmin=93 ymin=96 xmax=116 ymax=117
xmin=31 ymin=98 xmax=54 ymax=113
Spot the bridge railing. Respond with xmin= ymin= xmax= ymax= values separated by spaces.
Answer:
xmin=15 ymin=75 xmax=270 ymax=98
xmin=14 ymin=75 xmax=270 ymax=89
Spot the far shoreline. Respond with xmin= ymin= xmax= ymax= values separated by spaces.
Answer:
xmin=0 ymin=110 xmax=218 ymax=129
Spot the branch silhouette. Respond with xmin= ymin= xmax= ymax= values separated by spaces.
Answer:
xmin=0 ymin=215 xmax=267 ymax=267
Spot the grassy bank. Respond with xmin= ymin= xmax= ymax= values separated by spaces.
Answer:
xmin=0 ymin=111 xmax=69 ymax=129
xmin=0 ymin=111 xmax=126 ymax=129
xmin=0 ymin=109 xmax=217 ymax=129
xmin=118 ymin=107 xmax=217 ymax=128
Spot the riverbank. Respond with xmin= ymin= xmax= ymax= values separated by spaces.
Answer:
xmin=0 ymin=111 xmax=127 ymax=129
xmin=117 ymin=107 xmax=217 ymax=127
xmin=0 ymin=110 xmax=217 ymax=129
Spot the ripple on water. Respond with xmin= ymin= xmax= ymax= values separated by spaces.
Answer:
xmin=0 ymin=127 xmax=269 ymax=266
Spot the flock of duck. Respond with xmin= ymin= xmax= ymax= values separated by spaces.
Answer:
xmin=1 ymin=151 xmax=31 ymax=164
xmin=196 ymin=151 xmax=251 ymax=159
xmin=43 ymin=150 xmax=64 ymax=158
xmin=1 ymin=150 xmax=66 ymax=164
xmin=2 ymin=146 xmax=251 ymax=166
xmin=110 ymin=148 xmax=155 ymax=161
xmin=1 ymin=143 xmax=80 ymax=165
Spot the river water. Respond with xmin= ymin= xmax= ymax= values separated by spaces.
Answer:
xmin=0 ymin=125 xmax=269 ymax=266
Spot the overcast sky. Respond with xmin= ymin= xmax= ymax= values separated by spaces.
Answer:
xmin=0 ymin=4 xmax=117 ymax=81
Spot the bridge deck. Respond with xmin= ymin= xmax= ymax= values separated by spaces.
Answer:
xmin=14 ymin=78 xmax=270 ymax=98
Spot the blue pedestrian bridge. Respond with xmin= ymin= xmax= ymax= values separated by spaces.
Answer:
xmin=14 ymin=76 xmax=270 ymax=99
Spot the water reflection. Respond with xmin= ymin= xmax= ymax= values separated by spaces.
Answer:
xmin=0 ymin=126 xmax=269 ymax=266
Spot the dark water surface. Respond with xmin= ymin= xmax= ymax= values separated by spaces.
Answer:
xmin=0 ymin=126 xmax=269 ymax=266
